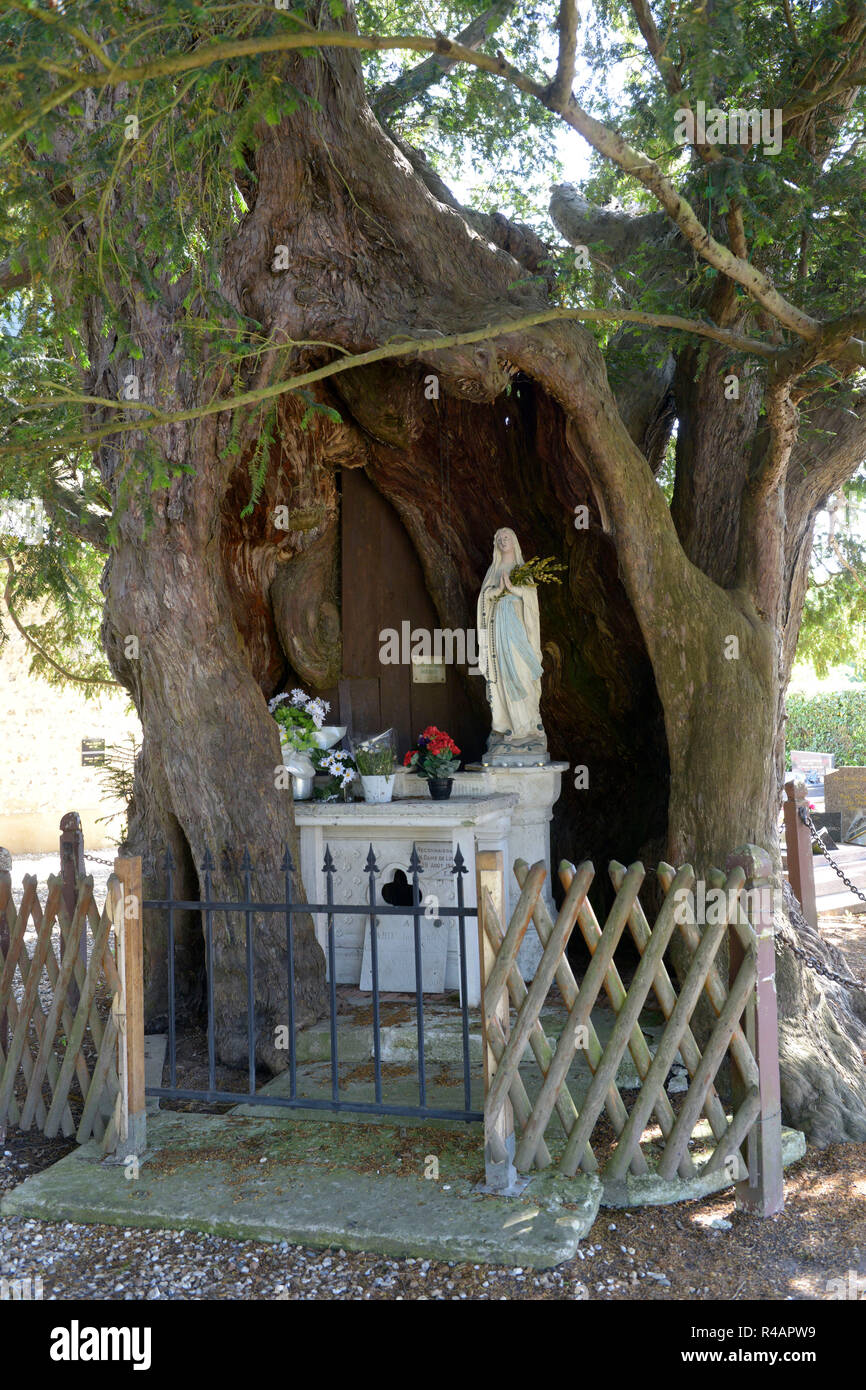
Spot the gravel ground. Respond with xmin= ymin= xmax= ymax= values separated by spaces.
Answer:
xmin=8 ymin=852 xmax=114 ymax=902
xmin=1 ymin=1131 xmax=864 ymax=1300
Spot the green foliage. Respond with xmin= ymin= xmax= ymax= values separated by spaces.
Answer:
xmin=358 ymin=0 xmax=562 ymax=224
xmin=785 ymin=690 xmax=866 ymax=769
xmin=0 ymin=0 xmax=320 ymax=495
xmin=94 ymin=733 xmax=140 ymax=837
xmin=0 ymin=518 xmax=115 ymax=691
xmin=2 ymin=0 xmax=866 ymax=697
xmin=798 ymin=572 xmax=866 ymax=677
xmin=240 ymin=404 xmax=278 ymax=518
xmin=561 ymin=0 xmax=866 ymax=385
xmin=354 ymin=745 xmax=397 ymax=774
xmin=273 ymin=703 xmax=318 ymax=752
xmin=796 ymin=476 xmax=866 ymax=675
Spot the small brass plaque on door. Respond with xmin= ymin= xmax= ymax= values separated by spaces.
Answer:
xmin=411 ymin=661 xmax=446 ymax=684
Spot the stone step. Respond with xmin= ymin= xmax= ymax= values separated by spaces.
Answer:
xmin=287 ymin=1004 xmax=665 ymax=1089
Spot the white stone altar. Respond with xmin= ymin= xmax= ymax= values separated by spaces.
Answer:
xmin=294 ymin=795 xmax=515 ymax=1005
xmin=294 ymin=765 xmax=567 ymax=1001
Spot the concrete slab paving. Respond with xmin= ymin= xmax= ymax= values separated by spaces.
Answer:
xmin=1 ymin=1111 xmax=602 ymax=1269
xmin=291 ymin=1000 xmax=659 ymax=1090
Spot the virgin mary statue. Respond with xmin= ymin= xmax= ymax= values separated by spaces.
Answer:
xmin=476 ymin=528 xmax=549 ymax=764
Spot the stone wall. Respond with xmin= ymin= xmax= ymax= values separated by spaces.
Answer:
xmin=0 ymin=598 xmax=140 ymax=852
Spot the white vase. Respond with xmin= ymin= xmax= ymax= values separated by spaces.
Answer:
xmin=360 ymin=774 xmax=396 ymax=804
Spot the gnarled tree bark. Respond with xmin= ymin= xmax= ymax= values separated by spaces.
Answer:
xmin=47 ymin=5 xmax=864 ymax=1137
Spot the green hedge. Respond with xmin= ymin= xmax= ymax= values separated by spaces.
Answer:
xmin=785 ymin=690 xmax=866 ymax=768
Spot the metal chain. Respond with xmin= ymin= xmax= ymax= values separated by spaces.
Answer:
xmin=83 ymin=851 xmax=117 ymax=868
xmin=798 ymin=806 xmax=866 ymax=904
xmin=780 ymin=891 xmax=866 ymax=992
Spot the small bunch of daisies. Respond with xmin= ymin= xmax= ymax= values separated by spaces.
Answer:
xmin=318 ymin=749 xmax=355 ymax=790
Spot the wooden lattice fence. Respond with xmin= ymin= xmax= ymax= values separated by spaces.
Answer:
xmin=0 ymin=858 xmax=146 ymax=1158
xmin=477 ymin=844 xmax=784 ymax=1214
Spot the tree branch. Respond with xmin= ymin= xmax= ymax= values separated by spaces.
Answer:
xmin=0 ymin=255 xmax=32 ymax=295
xmin=1 ymin=305 xmax=779 ymax=460
xmin=788 ymin=388 xmax=866 ymax=511
xmin=627 ymin=0 xmax=746 ymax=266
xmin=43 ymin=479 xmax=111 ymax=551
xmin=549 ymin=0 xmax=580 ymax=109
xmin=780 ymin=0 xmax=801 ymax=46
xmin=771 ymin=305 xmax=866 ymax=392
xmin=827 ymin=497 xmax=866 ymax=589
xmin=371 ymin=0 xmax=518 ymax=121
xmin=777 ymin=0 xmax=866 ymax=154
xmin=756 ymin=378 xmax=800 ymax=497
xmin=389 ymin=129 xmax=554 ymax=278
xmin=550 ymin=184 xmax=677 ymax=266
xmin=782 ymin=65 xmax=866 ymax=126
xmin=628 ymin=0 xmax=682 ymax=95
xmin=2 ymin=556 xmax=121 ymax=689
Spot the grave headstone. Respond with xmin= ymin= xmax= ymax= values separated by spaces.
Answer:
xmin=824 ymin=766 xmax=866 ymax=841
xmin=845 ymin=809 xmax=866 ymax=846
xmin=809 ymin=810 xmax=841 ymax=845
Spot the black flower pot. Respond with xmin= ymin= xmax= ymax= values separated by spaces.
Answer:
xmin=428 ymin=777 xmax=453 ymax=801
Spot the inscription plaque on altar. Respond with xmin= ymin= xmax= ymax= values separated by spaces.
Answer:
xmin=415 ymin=841 xmax=457 ymax=878
xmin=359 ymin=914 xmax=448 ymax=992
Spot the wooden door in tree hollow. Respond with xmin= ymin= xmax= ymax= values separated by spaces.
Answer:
xmin=338 ymin=467 xmax=485 ymax=764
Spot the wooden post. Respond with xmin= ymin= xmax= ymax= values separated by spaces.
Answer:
xmin=783 ymin=779 xmax=817 ymax=929
xmin=113 ymin=855 xmax=147 ymax=1158
xmin=726 ymin=845 xmax=784 ymax=1216
xmin=476 ymin=850 xmax=517 ymax=1191
xmin=59 ymin=812 xmax=87 ymax=1009
xmin=0 ymin=848 xmax=10 ymax=1064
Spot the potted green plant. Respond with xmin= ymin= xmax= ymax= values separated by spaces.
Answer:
xmin=354 ymin=730 xmax=397 ymax=803
xmin=403 ymin=726 xmax=461 ymax=799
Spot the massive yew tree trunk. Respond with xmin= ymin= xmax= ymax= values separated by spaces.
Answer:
xmin=62 ymin=9 xmax=865 ymax=1138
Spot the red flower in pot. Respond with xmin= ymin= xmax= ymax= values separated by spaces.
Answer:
xmin=404 ymin=726 xmax=461 ymax=799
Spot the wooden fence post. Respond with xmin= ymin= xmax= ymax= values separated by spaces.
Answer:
xmin=783 ymin=779 xmax=817 ymax=929
xmin=59 ymin=812 xmax=87 ymax=1009
xmin=113 ymin=855 xmax=147 ymax=1158
xmin=0 ymin=848 xmax=10 ymax=1069
xmin=476 ymin=849 xmax=518 ymax=1191
xmin=726 ymin=845 xmax=784 ymax=1216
